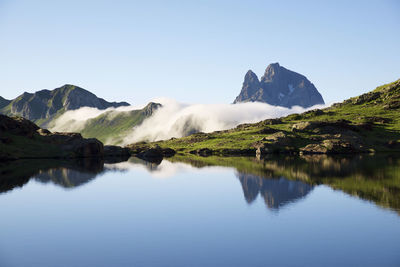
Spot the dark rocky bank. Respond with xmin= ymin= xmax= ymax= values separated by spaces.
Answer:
xmin=0 ymin=115 xmax=131 ymax=160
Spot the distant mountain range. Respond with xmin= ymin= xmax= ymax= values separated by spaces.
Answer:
xmin=0 ymin=65 xmax=327 ymax=144
xmin=0 ymin=84 xmax=163 ymax=144
xmin=234 ymin=63 xmax=325 ymax=108
xmin=0 ymin=84 xmax=130 ymax=127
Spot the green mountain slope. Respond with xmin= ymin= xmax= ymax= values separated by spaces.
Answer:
xmin=0 ymin=84 xmax=129 ymax=127
xmin=78 ymin=102 xmax=161 ymax=144
xmin=0 ymin=96 xmax=11 ymax=109
xmin=133 ymin=79 xmax=400 ymax=155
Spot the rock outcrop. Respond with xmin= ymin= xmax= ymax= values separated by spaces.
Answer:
xmin=0 ymin=115 xmax=105 ymax=160
xmin=104 ymin=145 xmax=131 ymax=157
xmin=234 ymin=63 xmax=325 ymax=108
xmin=126 ymin=143 xmax=176 ymax=163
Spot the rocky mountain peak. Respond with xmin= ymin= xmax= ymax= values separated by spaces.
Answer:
xmin=245 ymin=70 xmax=258 ymax=80
xmin=233 ymin=70 xmax=261 ymax=103
xmin=234 ymin=63 xmax=325 ymax=108
xmin=262 ymin=62 xmax=281 ymax=81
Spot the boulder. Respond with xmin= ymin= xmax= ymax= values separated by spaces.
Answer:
xmin=162 ymin=148 xmax=176 ymax=157
xmin=299 ymin=143 xmax=328 ymax=154
xmin=362 ymin=116 xmax=392 ymax=124
xmin=71 ymin=138 xmax=103 ymax=158
xmin=262 ymin=131 xmax=292 ymax=146
xmin=253 ymin=132 xmax=295 ymax=156
xmin=136 ymin=145 xmax=176 ymax=162
xmin=104 ymin=145 xmax=131 ymax=157
xmin=383 ymin=100 xmax=400 ymax=110
xmin=258 ymin=127 xmax=278 ymax=134
xmin=291 ymin=120 xmax=354 ymax=134
xmin=352 ymin=91 xmax=381 ymax=105
xmin=300 ymin=138 xmax=366 ymax=154
xmin=44 ymin=132 xmax=104 ymax=158
xmin=262 ymin=118 xmax=282 ymax=125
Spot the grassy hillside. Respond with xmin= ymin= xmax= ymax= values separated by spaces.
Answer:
xmin=0 ymin=96 xmax=11 ymax=109
xmin=79 ymin=102 xmax=161 ymax=144
xmin=139 ymin=79 xmax=400 ymax=155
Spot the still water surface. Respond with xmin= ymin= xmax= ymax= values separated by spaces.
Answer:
xmin=0 ymin=155 xmax=399 ymax=267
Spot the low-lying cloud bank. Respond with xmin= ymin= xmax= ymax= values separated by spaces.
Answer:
xmin=122 ymin=98 xmax=325 ymax=145
xmin=49 ymin=104 xmax=147 ymax=133
xmin=49 ymin=98 xmax=326 ymax=145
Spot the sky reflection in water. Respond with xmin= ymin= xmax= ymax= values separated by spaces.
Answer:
xmin=0 ymin=155 xmax=399 ymax=267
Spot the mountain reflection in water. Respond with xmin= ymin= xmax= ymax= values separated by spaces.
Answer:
xmin=1 ymin=154 xmax=400 ymax=214
xmin=0 ymin=157 xmax=127 ymax=192
xmin=169 ymin=153 xmax=400 ymax=214
xmin=236 ymin=172 xmax=313 ymax=210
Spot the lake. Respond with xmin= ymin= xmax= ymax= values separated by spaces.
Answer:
xmin=0 ymin=154 xmax=399 ymax=267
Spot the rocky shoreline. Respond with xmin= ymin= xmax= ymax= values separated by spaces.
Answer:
xmin=0 ymin=115 xmax=130 ymax=161
xmin=2 ymin=80 xmax=400 ymax=161
xmin=131 ymin=79 xmax=400 ymax=157
xmin=127 ymin=118 xmax=400 ymax=159
xmin=1 ymin=112 xmax=399 ymax=163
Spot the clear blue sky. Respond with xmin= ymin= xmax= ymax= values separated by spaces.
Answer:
xmin=1 ymin=0 xmax=399 ymax=105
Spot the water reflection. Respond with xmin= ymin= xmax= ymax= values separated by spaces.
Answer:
xmin=236 ymin=172 xmax=313 ymax=210
xmin=1 ymin=153 xmax=400 ymax=214
xmin=0 ymin=157 xmax=128 ymax=193
xmin=170 ymin=154 xmax=400 ymax=213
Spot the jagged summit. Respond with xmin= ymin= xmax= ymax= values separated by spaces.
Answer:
xmin=234 ymin=63 xmax=325 ymax=108
xmin=262 ymin=62 xmax=281 ymax=81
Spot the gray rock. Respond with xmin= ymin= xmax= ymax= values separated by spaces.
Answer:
xmin=233 ymin=63 xmax=325 ymax=108
xmin=136 ymin=145 xmax=176 ymax=162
